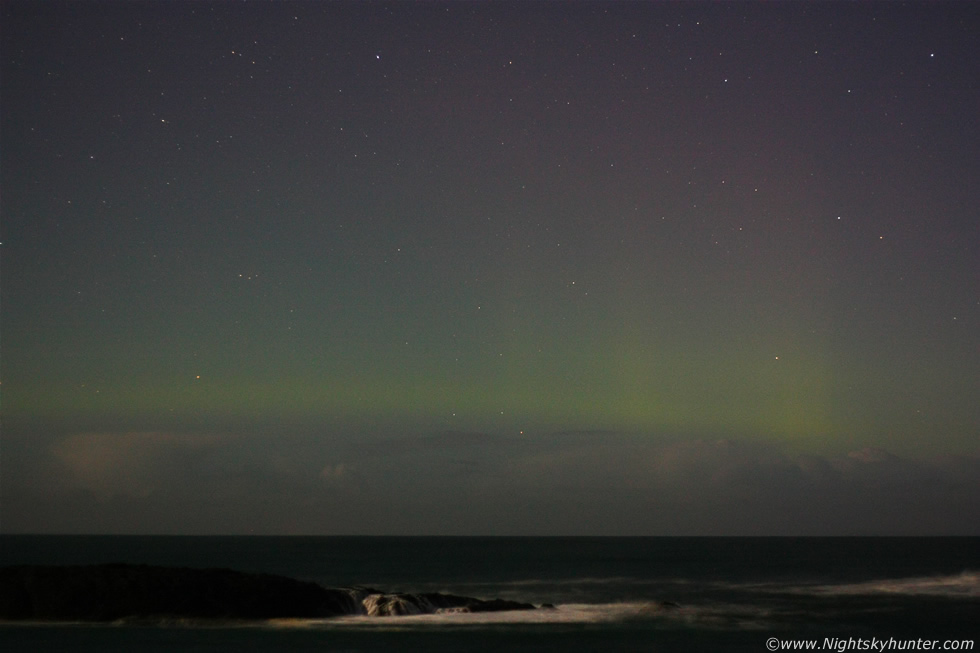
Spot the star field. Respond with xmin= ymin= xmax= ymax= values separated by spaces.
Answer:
xmin=1 ymin=1 xmax=978 ymax=534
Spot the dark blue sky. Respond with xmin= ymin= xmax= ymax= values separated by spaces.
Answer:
xmin=2 ymin=1 xmax=977 ymax=534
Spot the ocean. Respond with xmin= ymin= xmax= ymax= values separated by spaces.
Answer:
xmin=1 ymin=536 xmax=976 ymax=652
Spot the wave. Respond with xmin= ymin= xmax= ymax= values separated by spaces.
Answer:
xmin=714 ymin=571 xmax=980 ymax=599
xmin=801 ymin=571 xmax=980 ymax=598
xmin=270 ymin=601 xmax=661 ymax=627
xmin=267 ymin=599 xmax=778 ymax=630
xmin=462 ymin=576 xmax=644 ymax=587
xmin=316 ymin=571 xmax=979 ymax=627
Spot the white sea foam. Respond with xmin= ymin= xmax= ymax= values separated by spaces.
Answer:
xmin=347 ymin=601 xmax=660 ymax=625
xmin=705 ymin=570 xmax=980 ymax=600
xmin=361 ymin=593 xmax=427 ymax=616
xmin=266 ymin=600 xmax=774 ymax=630
xmin=803 ymin=571 xmax=980 ymax=598
xmin=264 ymin=571 xmax=980 ymax=632
xmin=464 ymin=576 xmax=642 ymax=587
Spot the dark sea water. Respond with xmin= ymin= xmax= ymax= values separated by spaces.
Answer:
xmin=1 ymin=536 xmax=977 ymax=652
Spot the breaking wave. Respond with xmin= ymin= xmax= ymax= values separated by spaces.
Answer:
xmin=268 ymin=599 xmax=750 ymax=628
xmin=718 ymin=571 xmax=980 ymax=599
xmin=801 ymin=571 xmax=980 ymax=598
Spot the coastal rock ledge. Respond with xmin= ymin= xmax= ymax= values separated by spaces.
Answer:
xmin=0 ymin=564 xmax=537 ymax=622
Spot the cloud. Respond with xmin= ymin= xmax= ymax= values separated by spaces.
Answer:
xmin=319 ymin=463 xmax=348 ymax=479
xmin=49 ymin=431 xmax=228 ymax=499
xmin=461 ymin=435 xmax=980 ymax=534
xmin=846 ymin=447 xmax=900 ymax=464
xmin=3 ymin=428 xmax=976 ymax=534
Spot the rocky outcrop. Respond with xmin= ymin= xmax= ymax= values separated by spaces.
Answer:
xmin=0 ymin=564 xmax=538 ymax=622
xmin=0 ymin=564 xmax=357 ymax=621
xmin=359 ymin=590 xmax=536 ymax=616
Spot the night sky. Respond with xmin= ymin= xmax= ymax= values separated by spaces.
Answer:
xmin=2 ymin=1 xmax=977 ymax=535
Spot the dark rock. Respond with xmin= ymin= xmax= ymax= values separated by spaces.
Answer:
xmin=464 ymin=597 xmax=537 ymax=613
xmin=0 ymin=565 xmax=539 ymax=622
xmin=362 ymin=591 xmax=537 ymax=615
xmin=419 ymin=592 xmax=535 ymax=613
xmin=416 ymin=592 xmax=478 ymax=611
xmin=0 ymin=564 xmax=354 ymax=622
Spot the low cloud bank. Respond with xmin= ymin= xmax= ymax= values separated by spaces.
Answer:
xmin=3 ymin=429 xmax=977 ymax=535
